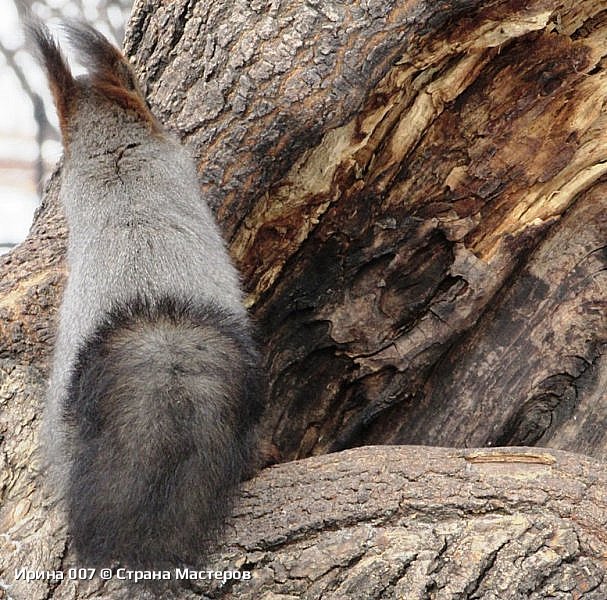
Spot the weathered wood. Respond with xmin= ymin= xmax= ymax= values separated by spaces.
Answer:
xmin=390 ymin=185 xmax=607 ymax=452
xmin=5 ymin=446 xmax=607 ymax=599
xmin=1 ymin=0 xmax=607 ymax=598
xmin=130 ymin=0 xmax=607 ymax=461
xmin=126 ymin=0 xmax=607 ymax=461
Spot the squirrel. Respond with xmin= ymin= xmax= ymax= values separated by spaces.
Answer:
xmin=28 ymin=20 xmax=264 ymax=569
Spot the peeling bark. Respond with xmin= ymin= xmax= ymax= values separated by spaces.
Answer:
xmin=1 ymin=0 xmax=607 ymax=598
xmin=126 ymin=0 xmax=607 ymax=462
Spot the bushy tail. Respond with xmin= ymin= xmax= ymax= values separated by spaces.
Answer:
xmin=64 ymin=297 xmax=262 ymax=568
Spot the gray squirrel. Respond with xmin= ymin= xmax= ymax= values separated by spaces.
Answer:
xmin=28 ymin=20 xmax=263 ymax=569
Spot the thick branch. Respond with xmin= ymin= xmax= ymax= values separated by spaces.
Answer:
xmin=5 ymin=447 xmax=607 ymax=599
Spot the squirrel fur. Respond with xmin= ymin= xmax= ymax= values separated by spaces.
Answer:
xmin=29 ymin=20 xmax=263 ymax=569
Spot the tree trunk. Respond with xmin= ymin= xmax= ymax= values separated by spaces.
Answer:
xmin=1 ymin=0 xmax=607 ymax=598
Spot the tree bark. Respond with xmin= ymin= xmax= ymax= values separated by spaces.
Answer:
xmin=1 ymin=0 xmax=607 ymax=598
xmin=125 ymin=0 xmax=607 ymax=461
xmin=6 ymin=446 xmax=606 ymax=600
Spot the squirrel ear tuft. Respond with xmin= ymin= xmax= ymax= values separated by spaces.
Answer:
xmin=61 ymin=21 xmax=133 ymax=91
xmin=25 ymin=19 xmax=76 ymax=142
xmin=62 ymin=20 xmax=158 ymax=128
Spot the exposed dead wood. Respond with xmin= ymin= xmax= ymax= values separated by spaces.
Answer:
xmin=126 ymin=0 xmax=607 ymax=461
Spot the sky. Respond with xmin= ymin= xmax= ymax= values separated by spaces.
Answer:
xmin=0 ymin=0 xmax=128 ymax=254
xmin=0 ymin=2 xmax=60 ymax=253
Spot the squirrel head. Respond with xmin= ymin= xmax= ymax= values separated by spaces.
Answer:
xmin=27 ymin=20 xmax=161 ymax=154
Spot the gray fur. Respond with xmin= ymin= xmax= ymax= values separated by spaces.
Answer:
xmin=31 ymin=20 xmax=262 ymax=568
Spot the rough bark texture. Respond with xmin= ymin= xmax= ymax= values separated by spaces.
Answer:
xmin=1 ymin=0 xmax=607 ymax=598
xmin=124 ymin=0 xmax=607 ymax=462
xmin=5 ymin=446 xmax=607 ymax=599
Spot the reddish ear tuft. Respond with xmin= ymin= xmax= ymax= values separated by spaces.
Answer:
xmin=26 ymin=21 xmax=76 ymax=143
xmin=62 ymin=21 xmax=159 ymax=130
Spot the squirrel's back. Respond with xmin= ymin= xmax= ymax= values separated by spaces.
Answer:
xmin=29 ymin=20 xmax=263 ymax=568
